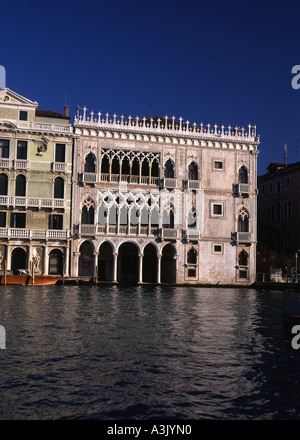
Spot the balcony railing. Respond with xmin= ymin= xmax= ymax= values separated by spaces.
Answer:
xmin=52 ymin=162 xmax=67 ymax=172
xmin=80 ymin=172 xmax=97 ymax=184
xmin=236 ymin=232 xmax=252 ymax=243
xmin=185 ymin=229 xmax=200 ymax=240
xmin=100 ymin=174 xmax=159 ymax=186
xmin=79 ymin=224 xmax=158 ymax=236
xmin=0 ymin=228 xmax=69 ymax=239
xmin=0 ymin=159 xmax=11 ymax=168
xmin=29 ymin=122 xmax=73 ymax=133
xmin=161 ymin=228 xmax=179 ymax=239
xmin=14 ymin=159 xmax=28 ymax=170
xmin=162 ymin=178 xmax=177 ymax=189
xmin=186 ymin=180 xmax=200 ymax=190
xmin=0 ymin=195 xmax=66 ymax=209
xmin=237 ymin=183 xmax=251 ymax=194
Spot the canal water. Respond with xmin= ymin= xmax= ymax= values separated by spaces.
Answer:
xmin=0 ymin=284 xmax=299 ymax=420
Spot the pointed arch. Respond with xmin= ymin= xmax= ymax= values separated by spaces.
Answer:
xmin=238 ymin=165 xmax=248 ymax=184
xmin=164 ymin=159 xmax=174 ymax=178
xmin=238 ymin=208 xmax=249 ymax=232
xmin=188 ymin=161 xmax=198 ymax=180
xmin=81 ymin=197 xmax=95 ymax=225
xmin=238 ymin=249 xmax=249 ymax=267
xmin=84 ymin=152 xmax=96 ymax=173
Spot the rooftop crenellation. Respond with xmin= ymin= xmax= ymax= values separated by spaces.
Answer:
xmin=74 ymin=107 xmax=260 ymax=143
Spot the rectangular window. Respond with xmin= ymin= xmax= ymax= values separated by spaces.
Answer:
xmin=276 ymin=179 xmax=281 ymax=193
xmin=49 ymin=214 xmax=63 ymax=230
xmin=187 ymin=268 xmax=197 ymax=277
xmin=11 ymin=213 xmax=26 ymax=228
xmin=17 ymin=141 xmax=27 ymax=159
xmin=211 ymin=202 xmax=224 ymax=217
xmin=213 ymin=160 xmax=224 ymax=170
xmin=213 ymin=244 xmax=223 ymax=254
xmin=19 ymin=111 xmax=28 ymax=121
xmin=261 ymin=184 xmax=265 ymax=194
xmin=0 ymin=140 xmax=9 ymax=158
xmin=285 ymin=177 xmax=290 ymax=190
xmin=269 ymin=182 xmax=273 ymax=193
xmin=0 ymin=212 xmax=6 ymax=227
xmin=55 ymin=144 xmax=66 ymax=163
xmin=239 ymin=270 xmax=248 ymax=279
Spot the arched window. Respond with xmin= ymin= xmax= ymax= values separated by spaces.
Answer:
xmin=238 ymin=250 xmax=248 ymax=266
xmin=111 ymin=156 xmax=119 ymax=175
xmin=238 ymin=208 xmax=249 ymax=232
xmin=54 ymin=177 xmax=64 ymax=199
xmin=151 ymin=159 xmax=159 ymax=177
xmin=132 ymin=157 xmax=139 ymax=175
xmin=15 ymin=174 xmax=26 ymax=197
xmin=0 ymin=173 xmax=8 ymax=195
xmin=163 ymin=204 xmax=174 ymax=228
xmin=165 ymin=159 xmax=174 ymax=178
xmin=141 ymin=159 xmax=149 ymax=177
xmin=239 ymin=166 xmax=248 ymax=184
xmin=187 ymin=248 xmax=197 ymax=265
xmin=81 ymin=198 xmax=95 ymax=224
xmin=188 ymin=208 xmax=197 ymax=228
xmin=188 ymin=161 xmax=198 ymax=180
xmin=84 ymin=152 xmax=96 ymax=173
xmin=121 ymin=156 xmax=130 ymax=175
xmin=101 ymin=155 xmax=109 ymax=174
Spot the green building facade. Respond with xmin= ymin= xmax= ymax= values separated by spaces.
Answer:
xmin=0 ymin=88 xmax=73 ymax=276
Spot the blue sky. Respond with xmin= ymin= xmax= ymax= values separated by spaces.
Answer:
xmin=2 ymin=0 xmax=300 ymax=175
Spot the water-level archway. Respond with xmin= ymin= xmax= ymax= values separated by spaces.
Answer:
xmin=161 ymin=243 xmax=176 ymax=283
xmin=11 ymin=247 xmax=27 ymax=275
xmin=98 ymin=241 xmax=113 ymax=281
xmin=79 ymin=241 xmax=94 ymax=277
xmin=117 ymin=242 xmax=139 ymax=283
xmin=142 ymin=243 xmax=157 ymax=282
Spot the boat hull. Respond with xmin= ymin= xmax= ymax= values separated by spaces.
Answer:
xmin=0 ymin=275 xmax=60 ymax=285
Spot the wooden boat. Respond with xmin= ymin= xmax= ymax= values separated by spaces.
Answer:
xmin=0 ymin=270 xmax=60 ymax=285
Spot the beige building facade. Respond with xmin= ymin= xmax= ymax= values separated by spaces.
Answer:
xmin=0 ymin=88 xmax=73 ymax=276
xmin=71 ymin=108 xmax=260 ymax=285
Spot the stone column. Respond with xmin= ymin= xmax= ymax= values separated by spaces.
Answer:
xmin=138 ymin=253 xmax=143 ymax=283
xmin=93 ymin=251 xmax=99 ymax=279
xmin=44 ymin=245 xmax=49 ymax=275
xmin=64 ymin=244 xmax=70 ymax=277
xmin=113 ymin=252 xmax=118 ymax=283
xmin=157 ymin=254 xmax=161 ymax=284
xmin=6 ymin=244 xmax=11 ymax=271
xmin=73 ymin=251 xmax=80 ymax=277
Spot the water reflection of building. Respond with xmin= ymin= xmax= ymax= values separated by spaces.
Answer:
xmin=71 ymin=108 xmax=260 ymax=285
xmin=0 ymin=88 xmax=73 ymax=276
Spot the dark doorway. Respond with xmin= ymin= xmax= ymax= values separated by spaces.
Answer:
xmin=79 ymin=241 xmax=94 ymax=277
xmin=118 ymin=242 xmax=138 ymax=283
xmin=11 ymin=247 xmax=26 ymax=275
xmin=143 ymin=243 xmax=157 ymax=282
xmin=98 ymin=241 xmax=113 ymax=281
xmin=49 ymin=249 xmax=63 ymax=275
xmin=161 ymin=244 xmax=176 ymax=283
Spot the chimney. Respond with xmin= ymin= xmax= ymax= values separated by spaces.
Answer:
xmin=64 ymin=105 xmax=70 ymax=118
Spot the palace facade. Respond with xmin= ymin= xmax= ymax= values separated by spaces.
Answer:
xmin=70 ymin=107 xmax=260 ymax=285
xmin=0 ymin=88 xmax=73 ymax=276
xmin=0 ymin=88 xmax=260 ymax=285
